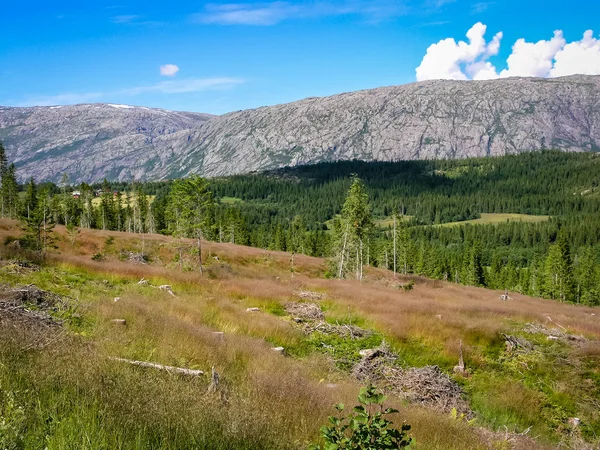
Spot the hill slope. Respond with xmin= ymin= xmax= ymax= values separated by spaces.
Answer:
xmin=0 ymin=104 xmax=212 ymax=182
xmin=1 ymin=75 xmax=599 ymax=182
xmin=176 ymin=75 xmax=600 ymax=177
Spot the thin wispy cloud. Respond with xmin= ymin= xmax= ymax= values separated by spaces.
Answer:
xmin=111 ymin=15 xmax=140 ymax=24
xmin=193 ymin=1 xmax=408 ymax=26
xmin=471 ymin=2 xmax=494 ymax=14
xmin=18 ymin=78 xmax=245 ymax=107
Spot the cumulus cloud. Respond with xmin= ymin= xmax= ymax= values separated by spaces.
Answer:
xmin=415 ymin=22 xmax=502 ymax=81
xmin=415 ymin=24 xmax=600 ymax=81
xmin=551 ymin=30 xmax=600 ymax=77
xmin=160 ymin=64 xmax=180 ymax=76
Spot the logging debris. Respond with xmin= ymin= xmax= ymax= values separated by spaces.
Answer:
xmin=284 ymin=302 xmax=324 ymax=321
xmin=110 ymin=357 xmax=204 ymax=376
xmin=352 ymin=343 xmax=471 ymax=416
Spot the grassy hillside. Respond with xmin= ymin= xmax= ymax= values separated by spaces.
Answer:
xmin=1 ymin=219 xmax=599 ymax=449
xmin=437 ymin=213 xmax=551 ymax=227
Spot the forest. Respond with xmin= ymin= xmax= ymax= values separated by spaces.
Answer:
xmin=2 ymin=143 xmax=600 ymax=305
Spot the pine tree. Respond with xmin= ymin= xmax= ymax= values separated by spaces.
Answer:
xmin=543 ymin=233 xmax=575 ymax=302
xmin=166 ymin=175 xmax=214 ymax=274
xmin=1 ymin=163 xmax=19 ymax=218
xmin=334 ymin=176 xmax=372 ymax=280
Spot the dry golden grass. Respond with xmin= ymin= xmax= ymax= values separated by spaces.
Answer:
xmin=1 ymin=218 xmax=598 ymax=449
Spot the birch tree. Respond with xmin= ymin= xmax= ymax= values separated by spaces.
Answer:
xmin=166 ymin=176 xmax=214 ymax=275
xmin=334 ymin=176 xmax=372 ymax=280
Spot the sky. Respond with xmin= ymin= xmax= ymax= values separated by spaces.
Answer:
xmin=1 ymin=0 xmax=600 ymax=114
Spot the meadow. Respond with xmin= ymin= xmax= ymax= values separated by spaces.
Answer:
xmin=1 ymin=218 xmax=599 ymax=449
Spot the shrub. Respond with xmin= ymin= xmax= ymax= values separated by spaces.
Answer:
xmin=310 ymin=384 xmax=412 ymax=449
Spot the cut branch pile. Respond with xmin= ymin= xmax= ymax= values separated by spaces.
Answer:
xmin=301 ymin=320 xmax=372 ymax=339
xmin=121 ymin=251 xmax=149 ymax=264
xmin=523 ymin=322 xmax=586 ymax=344
xmin=502 ymin=334 xmax=534 ymax=353
xmin=0 ymin=284 xmax=66 ymax=348
xmin=284 ymin=302 xmax=325 ymax=321
xmin=0 ymin=260 xmax=41 ymax=275
xmin=352 ymin=343 xmax=471 ymax=416
xmin=296 ymin=291 xmax=326 ymax=301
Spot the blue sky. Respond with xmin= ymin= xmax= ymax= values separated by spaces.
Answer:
xmin=2 ymin=0 xmax=599 ymax=114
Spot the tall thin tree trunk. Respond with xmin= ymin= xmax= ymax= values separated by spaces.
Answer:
xmin=338 ymin=224 xmax=349 ymax=279
xmin=393 ymin=215 xmax=397 ymax=279
xmin=197 ymin=230 xmax=203 ymax=276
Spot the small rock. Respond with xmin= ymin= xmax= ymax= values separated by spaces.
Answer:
xmin=547 ymin=335 xmax=560 ymax=341
xmin=212 ymin=331 xmax=225 ymax=341
xmin=113 ymin=297 xmax=121 ymax=302
xmin=111 ymin=319 xmax=126 ymax=325
xmin=435 ymin=314 xmax=442 ymax=320
xmin=359 ymin=349 xmax=376 ymax=358
xmin=271 ymin=346 xmax=285 ymax=355
xmin=568 ymin=417 xmax=581 ymax=428
xmin=293 ymin=317 xmax=304 ymax=323
xmin=246 ymin=307 xmax=260 ymax=312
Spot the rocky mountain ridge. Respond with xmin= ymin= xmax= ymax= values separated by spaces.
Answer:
xmin=1 ymin=75 xmax=599 ymax=183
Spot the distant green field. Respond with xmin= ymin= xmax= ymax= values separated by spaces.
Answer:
xmin=219 ymin=196 xmax=245 ymax=205
xmin=438 ymin=213 xmax=550 ymax=227
xmin=374 ymin=216 xmax=414 ymax=228
xmin=91 ymin=193 xmax=155 ymax=207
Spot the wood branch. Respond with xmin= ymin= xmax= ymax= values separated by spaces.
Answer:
xmin=110 ymin=357 xmax=204 ymax=376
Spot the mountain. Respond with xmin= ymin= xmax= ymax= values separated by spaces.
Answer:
xmin=1 ymin=75 xmax=599 ymax=183
xmin=0 ymin=104 xmax=212 ymax=182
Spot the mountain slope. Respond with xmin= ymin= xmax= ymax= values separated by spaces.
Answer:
xmin=0 ymin=104 xmax=212 ymax=182
xmin=1 ymin=75 xmax=599 ymax=182
xmin=173 ymin=75 xmax=600 ymax=178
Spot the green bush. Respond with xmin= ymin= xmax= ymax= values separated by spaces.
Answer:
xmin=310 ymin=385 xmax=412 ymax=449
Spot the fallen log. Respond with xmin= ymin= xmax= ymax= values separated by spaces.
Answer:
xmin=110 ymin=357 xmax=204 ymax=376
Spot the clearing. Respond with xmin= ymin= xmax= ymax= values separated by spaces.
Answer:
xmin=0 ymin=218 xmax=598 ymax=450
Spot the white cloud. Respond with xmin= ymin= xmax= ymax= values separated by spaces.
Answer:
xmin=499 ymin=31 xmax=565 ymax=78
xmin=415 ymin=22 xmax=502 ymax=81
xmin=550 ymin=30 xmax=600 ymax=77
xmin=415 ymin=24 xmax=600 ymax=81
xmin=18 ymin=78 xmax=244 ymax=107
xmin=160 ymin=64 xmax=180 ymax=76
xmin=193 ymin=1 xmax=407 ymax=26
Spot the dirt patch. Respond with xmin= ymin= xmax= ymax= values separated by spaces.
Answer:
xmin=352 ymin=344 xmax=471 ymax=416
xmin=285 ymin=302 xmax=324 ymax=321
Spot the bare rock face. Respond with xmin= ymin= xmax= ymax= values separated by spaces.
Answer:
xmin=0 ymin=103 xmax=212 ymax=183
xmin=173 ymin=75 xmax=600 ymax=178
xmin=1 ymin=75 xmax=599 ymax=183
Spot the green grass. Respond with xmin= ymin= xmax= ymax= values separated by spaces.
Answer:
xmin=219 ymin=196 xmax=245 ymax=205
xmin=373 ymin=216 xmax=415 ymax=228
xmin=437 ymin=213 xmax=550 ymax=227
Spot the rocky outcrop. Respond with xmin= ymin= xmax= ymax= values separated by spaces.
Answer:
xmin=0 ymin=103 xmax=211 ymax=182
xmin=1 ymin=75 xmax=599 ymax=182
